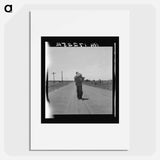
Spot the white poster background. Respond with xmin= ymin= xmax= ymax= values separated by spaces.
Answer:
xmin=31 ymin=10 xmax=129 ymax=150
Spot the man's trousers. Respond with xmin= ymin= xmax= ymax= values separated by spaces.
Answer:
xmin=76 ymin=85 xmax=83 ymax=99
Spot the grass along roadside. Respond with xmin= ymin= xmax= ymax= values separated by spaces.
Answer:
xmin=48 ymin=81 xmax=72 ymax=92
xmin=83 ymin=80 xmax=112 ymax=90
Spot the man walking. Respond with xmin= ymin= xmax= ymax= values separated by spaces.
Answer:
xmin=74 ymin=72 xmax=84 ymax=99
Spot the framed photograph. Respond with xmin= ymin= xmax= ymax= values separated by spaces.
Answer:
xmin=30 ymin=9 xmax=129 ymax=150
xmin=41 ymin=36 xmax=119 ymax=123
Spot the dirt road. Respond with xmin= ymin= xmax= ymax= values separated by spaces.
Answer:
xmin=48 ymin=82 xmax=112 ymax=115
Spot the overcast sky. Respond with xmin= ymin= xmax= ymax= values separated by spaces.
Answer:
xmin=46 ymin=46 xmax=112 ymax=81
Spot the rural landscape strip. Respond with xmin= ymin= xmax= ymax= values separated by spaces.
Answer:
xmin=48 ymin=80 xmax=112 ymax=93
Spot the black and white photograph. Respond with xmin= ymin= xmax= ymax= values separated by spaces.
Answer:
xmin=30 ymin=10 xmax=129 ymax=150
xmin=41 ymin=37 xmax=119 ymax=123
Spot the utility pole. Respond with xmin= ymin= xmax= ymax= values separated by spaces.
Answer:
xmin=52 ymin=72 xmax=56 ymax=83
xmin=61 ymin=71 xmax=63 ymax=83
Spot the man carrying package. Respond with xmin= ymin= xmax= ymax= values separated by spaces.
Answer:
xmin=74 ymin=72 xmax=84 ymax=100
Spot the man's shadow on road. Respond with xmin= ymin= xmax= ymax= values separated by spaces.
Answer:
xmin=81 ymin=97 xmax=89 ymax=101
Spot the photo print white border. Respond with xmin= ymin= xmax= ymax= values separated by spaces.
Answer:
xmin=30 ymin=9 xmax=130 ymax=150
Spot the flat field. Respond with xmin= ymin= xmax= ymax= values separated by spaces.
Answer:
xmin=83 ymin=80 xmax=112 ymax=90
xmin=48 ymin=81 xmax=72 ymax=92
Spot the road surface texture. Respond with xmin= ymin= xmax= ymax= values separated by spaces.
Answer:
xmin=48 ymin=82 xmax=112 ymax=115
